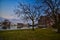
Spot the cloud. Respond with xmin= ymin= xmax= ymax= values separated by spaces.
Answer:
xmin=1 ymin=15 xmax=19 ymax=19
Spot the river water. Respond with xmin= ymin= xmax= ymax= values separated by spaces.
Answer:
xmin=0 ymin=26 xmax=38 ymax=30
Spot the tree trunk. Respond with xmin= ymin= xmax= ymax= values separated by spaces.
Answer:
xmin=57 ymin=14 xmax=60 ymax=33
xmin=55 ymin=15 xmax=60 ymax=33
xmin=57 ymin=27 xmax=60 ymax=33
xmin=32 ymin=20 xmax=34 ymax=30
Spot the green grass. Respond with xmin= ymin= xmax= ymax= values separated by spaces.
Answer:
xmin=0 ymin=28 xmax=60 ymax=40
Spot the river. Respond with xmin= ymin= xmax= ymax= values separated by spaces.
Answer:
xmin=0 ymin=26 xmax=38 ymax=30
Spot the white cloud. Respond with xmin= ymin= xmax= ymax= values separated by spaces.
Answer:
xmin=1 ymin=15 xmax=20 ymax=19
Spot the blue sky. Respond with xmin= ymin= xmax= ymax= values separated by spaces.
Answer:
xmin=0 ymin=0 xmax=36 ymax=19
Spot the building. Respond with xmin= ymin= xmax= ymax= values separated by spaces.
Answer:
xmin=17 ymin=23 xmax=23 ymax=28
xmin=17 ymin=23 xmax=29 ymax=28
xmin=2 ymin=19 xmax=11 ymax=29
xmin=38 ymin=16 xmax=54 ymax=28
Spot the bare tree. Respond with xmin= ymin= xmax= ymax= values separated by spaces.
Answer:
xmin=42 ymin=0 xmax=60 ymax=32
xmin=14 ymin=3 xmax=42 ymax=30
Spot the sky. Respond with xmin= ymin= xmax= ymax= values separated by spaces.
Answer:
xmin=0 ymin=0 xmax=36 ymax=19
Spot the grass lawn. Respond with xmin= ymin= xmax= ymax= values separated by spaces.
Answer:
xmin=0 ymin=28 xmax=60 ymax=40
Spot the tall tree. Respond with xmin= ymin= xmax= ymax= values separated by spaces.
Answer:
xmin=42 ymin=0 xmax=60 ymax=33
xmin=14 ymin=3 xmax=42 ymax=30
